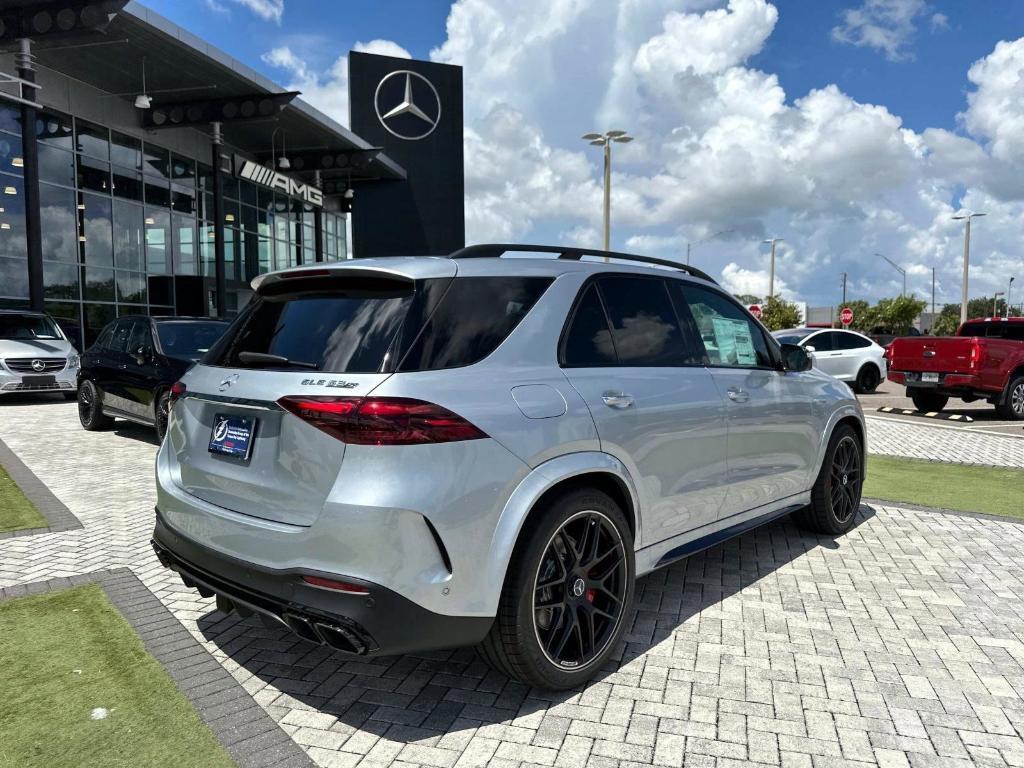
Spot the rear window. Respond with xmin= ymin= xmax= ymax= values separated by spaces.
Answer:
xmin=206 ymin=275 xmax=552 ymax=373
xmin=959 ymin=322 xmax=1024 ymax=341
xmin=156 ymin=321 xmax=228 ymax=359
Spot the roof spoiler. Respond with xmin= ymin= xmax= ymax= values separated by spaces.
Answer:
xmin=449 ymin=243 xmax=718 ymax=284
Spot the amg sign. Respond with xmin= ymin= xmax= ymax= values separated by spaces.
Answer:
xmin=234 ymin=157 xmax=323 ymax=206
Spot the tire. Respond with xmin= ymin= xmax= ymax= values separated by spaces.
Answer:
xmin=794 ymin=424 xmax=863 ymax=536
xmin=995 ymin=375 xmax=1024 ymax=421
xmin=854 ymin=364 xmax=881 ymax=394
xmin=476 ymin=488 xmax=635 ymax=690
xmin=78 ymin=380 xmax=114 ymax=431
xmin=155 ymin=390 xmax=171 ymax=441
xmin=910 ymin=391 xmax=948 ymax=413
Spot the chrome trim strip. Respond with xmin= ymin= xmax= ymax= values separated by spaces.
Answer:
xmin=181 ymin=393 xmax=281 ymax=412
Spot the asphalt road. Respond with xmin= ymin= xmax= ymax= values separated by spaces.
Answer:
xmin=858 ymin=378 xmax=1024 ymax=435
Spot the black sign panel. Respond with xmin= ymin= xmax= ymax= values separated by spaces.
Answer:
xmin=349 ymin=52 xmax=464 ymax=257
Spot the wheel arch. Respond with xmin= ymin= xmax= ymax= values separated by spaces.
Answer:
xmin=481 ymin=453 xmax=641 ymax=615
xmin=1000 ymin=365 xmax=1024 ymax=403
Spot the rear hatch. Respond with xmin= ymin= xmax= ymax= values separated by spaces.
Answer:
xmin=889 ymin=336 xmax=978 ymax=375
xmin=167 ymin=264 xmax=455 ymax=527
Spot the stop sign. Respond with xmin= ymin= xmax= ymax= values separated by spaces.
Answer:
xmin=840 ymin=306 xmax=854 ymax=326
xmin=749 ymin=304 xmax=762 ymax=320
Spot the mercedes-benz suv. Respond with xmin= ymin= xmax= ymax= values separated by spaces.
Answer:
xmin=152 ymin=245 xmax=865 ymax=690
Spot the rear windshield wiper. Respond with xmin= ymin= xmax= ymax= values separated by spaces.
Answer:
xmin=236 ymin=351 xmax=319 ymax=370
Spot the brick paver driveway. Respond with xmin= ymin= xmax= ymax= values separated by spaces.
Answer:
xmin=2 ymin=398 xmax=1024 ymax=767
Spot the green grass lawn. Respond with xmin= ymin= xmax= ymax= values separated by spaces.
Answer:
xmin=0 ymin=585 xmax=235 ymax=768
xmin=0 ymin=465 xmax=47 ymax=533
xmin=865 ymin=455 xmax=1024 ymax=520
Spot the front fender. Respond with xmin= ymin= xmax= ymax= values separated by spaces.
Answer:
xmin=810 ymin=402 xmax=866 ymax=480
xmin=480 ymin=452 xmax=641 ymax=615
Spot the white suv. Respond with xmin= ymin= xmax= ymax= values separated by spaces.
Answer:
xmin=152 ymin=245 xmax=866 ymax=690
xmin=0 ymin=310 xmax=78 ymax=399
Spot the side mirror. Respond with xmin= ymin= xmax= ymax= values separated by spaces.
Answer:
xmin=804 ymin=345 xmax=816 ymax=353
xmin=780 ymin=343 xmax=812 ymax=372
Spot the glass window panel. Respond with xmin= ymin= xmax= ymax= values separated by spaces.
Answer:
xmin=144 ymin=179 xmax=170 ymax=208
xmin=142 ymin=142 xmax=169 ymax=178
xmin=677 ymin=283 xmax=773 ymax=368
xmin=0 ymin=104 xmax=21 ymax=135
xmin=110 ymin=131 xmax=142 ymax=170
xmin=221 ymin=173 xmax=239 ymax=201
xmin=84 ymin=303 xmax=116 ymax=348
xmin=241 ymin=204 xmax=257 ymax=233
xmin=83 ymin=267 xmax=115 ymax=301
xmin=39 ymin=183 xmax=77 ymax=263
xmin=302 ymin=246 xmax=314 ymax=265
xmin=173 ymin=215 xmax=197 ymax=275
xmin=0 ymin=257 xmax=29 ymax=297
xmin=76 ymin=155 xmax=111 ymax=194
xmin=171 ymin=184 xmax=196 ymax=214
xmin=258 ymin=236 xmax=272 ymax=274
xmin=116 ymin=270 xmax=146 ymax=304
xmin=0 ymin=174 xmax=25 ymax=260
xmin=44 ymin=301 xmax=83 ymax=350
xmin=274 ymin=214 xmax=289 ymax=243
xmin=257 ymin=203 xmax=272 ymax=237
xmin=197 ymin=163 xmax=213 ymax=192
xmin=239 ymin=180 xmax=257 ymax=206
xmin=257 ymin=186 xmax=274 ymax=211
xmin=147 ymin=276 xmax=173 ymax=306
xmin=43 ymin=260 xmax=80 ymax=300
xmin=222 ymin=198 xmax=239 ymax=227
xmin=39 ymin=144 xmax=76 ymax=187
xmin=171 ymin=155 xmax=196 ymax=182
xmin=74 ymin=119 xmax=109 ymax=160
xmin=112 ymin=165 xmax=143 ymax=201
xmin=0 ymin=133 xmax=24 ymax=176
xmin=80 ymin=193 xmax=113 ymax=267
xmin=36 ymin=111 xmax=73 ymax=151
xmin=113 ymin=199 xmax=144 ymax=271
xmin=144 ymin=208 xmax=171 ymax=275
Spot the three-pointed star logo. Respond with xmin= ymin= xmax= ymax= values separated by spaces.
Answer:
xmin=374 ymin=70 xmax=442 ymax=141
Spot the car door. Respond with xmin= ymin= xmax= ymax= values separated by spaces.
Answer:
xmin=804 ymin=331 xmax=843 ymax=377
xmin=94 ymin=319 xmax=133 ymax=412
xmin=675 ymin=283 xmax=817 ymax=518
xmin=832 ymin=331 xmax=869 ymax=380
xmin=560 ymin=275 xmax=729 ymax=543
xmin=121 ymin=319 xmax=160 ymax=421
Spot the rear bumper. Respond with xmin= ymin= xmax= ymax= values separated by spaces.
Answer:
xmin=152 ymin=509 xmax=493 ymax=656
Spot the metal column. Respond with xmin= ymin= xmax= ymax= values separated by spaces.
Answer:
xmin=211 ymin=122 xmax=226 ymax=318
xmin=313 ymin=172 xmax=324 ymax=262
xmin=16 ymin=39 xmax=43 ymax=312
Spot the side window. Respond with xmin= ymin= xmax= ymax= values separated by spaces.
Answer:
xmin=94 ymin=323 xmax=115 ymax=350
xmin=562 ymin=284 xmax=616 ymax=367
xmin=127 ymin=320 xmax=152 ymax=354
xmin=108 ymin=320 xmax=133 ymax=353
xmin=597 ymin=276 xmax=692 ymax=366
xmin=806 ymin=332 xmax=834 ymax=351
xmin=835 ymin=332 xmax=871 ymax=350
xmin=677 ymin=284 xmax=773 ymax=368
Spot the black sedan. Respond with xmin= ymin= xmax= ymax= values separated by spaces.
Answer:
xmin=77 ymin=315 xmax=229 ymax=441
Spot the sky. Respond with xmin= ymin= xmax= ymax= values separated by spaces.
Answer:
xmin=141 ymin=0 xmax=1024 ymax=309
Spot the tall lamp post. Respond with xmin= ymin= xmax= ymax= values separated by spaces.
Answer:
xmin=876 ymin=253 xmax=906 ymax=296
xmin=1008 ymin=276 xmax=1016 ymax=318
xmin=763 ymin=238 xmax=782 ymax=299
xmin=582 ymin=130 xmax=634 ymax=255
xmin=993 ymin=292 xmax=1004 ymax=317
xmin=952 ymin=211 xmax=986 ymax=324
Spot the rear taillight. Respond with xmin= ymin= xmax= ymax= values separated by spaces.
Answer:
xmin=277 ymin=396 xmax=487 ymax=445
xmin=970 ymin=338 xmax=982 ymax=367
xmin=169 ymin=380 xmax=186 ymax=404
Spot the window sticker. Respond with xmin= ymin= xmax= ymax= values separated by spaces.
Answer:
xmin=711 ymin=317 xmax=757 ymax=366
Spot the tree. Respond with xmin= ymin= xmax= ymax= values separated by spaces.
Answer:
xmin=870 ymin=295 xmax=927 ymax=333
xmin=930 ymin=296 xmax=1008 ymax=335
xmin=760 ymin=296 xmax=801 ymax=331
xmin=733 ymin=293 xmax=762 ymax=306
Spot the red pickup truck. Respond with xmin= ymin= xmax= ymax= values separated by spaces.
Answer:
xmin=888 ymin=317 xmax=1024 ymax=420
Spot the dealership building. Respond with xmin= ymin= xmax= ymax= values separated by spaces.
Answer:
xmin=0 ymin=0 xmax=464 ymax=348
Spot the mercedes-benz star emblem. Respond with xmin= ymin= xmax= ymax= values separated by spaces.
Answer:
xmin=219 ymin=374 xmax=239 ymax=392
xmin=374 ymin=70 xmax=442 ymax=141
xmin=572 ymin=578 xmax=586 ymax=598
xmin=31 ymin=359 xmax=45 ymax=372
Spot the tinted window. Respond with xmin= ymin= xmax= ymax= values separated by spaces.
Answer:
xmin=127 ymin=320 xmax=152 ymax=354
xmin=94 ymin=323 xmax=114 ymax=350
xmin=398 ymin=277 xmax=552 ymax=371
xmin=108 ymin=319 xmax=133 ymax=353
xmin=156 ymin=321 xmax=227 ymax=359
xmin=597 ymin=276 xmax=691 ymax=366
xmin=562 ymin=284 xmax=616 ymax=367
xmin=678 ymin=284 xmax=773 ymax=368
xmin=834 ymin=331 xmax=871 ymax=350
xmin=774 ymin=329 xmax=814 ymax=345
xmin=805 ymin=332 xmax=834 ymax=351
xmin=0 ymin=313 xmax=61 ymax=340
xmin=959 ymin=322 xmax=1024 ymax=341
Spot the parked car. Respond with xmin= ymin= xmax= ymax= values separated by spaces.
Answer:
xmin=152 ymin=245 xmax=865 ymax=690
xmin=0 ymin=309 xmax=79 ymax=400
xmin=773 ymin=327 xmax=887 ymax=393
xmin=888 ymin=316 xmax=1024 ymax=420
xmin=77 ymin=315 xmax=229 ymax=440
xmin=868 ymin=325 xmax=920 ymax=350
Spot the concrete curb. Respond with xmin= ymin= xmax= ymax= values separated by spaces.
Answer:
xmin=0 ymin=435 xmax=83 ymax=540
xmin=0 ymin=569 xmax=315 ymax=768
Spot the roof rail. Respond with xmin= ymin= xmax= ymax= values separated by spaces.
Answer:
xmin=449 ymin=243 xmax=718 ymax=284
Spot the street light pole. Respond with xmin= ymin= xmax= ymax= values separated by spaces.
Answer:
xmin=952 ymin=211 xmax=986 ymax=324
xmin=763 ymin=238 xmax=782 ymax=299
xmin=841 ymin=272 xmax=847 ymax=305
xmin=582 ymin=130 xmax=634 ymax=258
xmin=876 ymin=253 xmax=906 ymax=297
xmin=993 ymin=292 xmax=1004 ymax=317
xmin=1008 ymin=276 xmax=1016 ymax=318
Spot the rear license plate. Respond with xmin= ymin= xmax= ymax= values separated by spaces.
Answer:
xmin=921 ymin=372 xmax=939 ymax=383
xmin=208 ymin=414 xmax=257 ymax=460
xmin=22 ymin=374 xmax=55 ymax=387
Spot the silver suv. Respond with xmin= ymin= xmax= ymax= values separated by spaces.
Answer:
xmin=152 ymin=245 xmax=865 ymax=690
xmin=0 ymin=310 xmax=79 ymax=399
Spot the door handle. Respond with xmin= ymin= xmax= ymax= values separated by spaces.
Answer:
xmin=601 ymin=392 xmax=634 ymax=409
xmin=726 ymin=387 xmax=749 ymax=403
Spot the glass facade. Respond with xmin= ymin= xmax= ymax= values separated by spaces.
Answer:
xmin=0 ymin=103 xmax=347 ymax=349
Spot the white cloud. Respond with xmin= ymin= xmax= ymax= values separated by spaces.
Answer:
xmin=720 ymin=262 xmax=792 ymax=299
xmin=225 ymin=0 xmax=285 ymax=23
xmin=832 ymin=0 xmax=927 ymax=61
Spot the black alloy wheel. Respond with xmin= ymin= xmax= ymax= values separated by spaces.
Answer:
xmin=532 ymin=510 xmax=628 ymax=670
xmin=827 ymin=435 xmax=862 ymax=526
xmin=78 ymin=380 xmax=113 ymax=431
xmin=155 ymin=390 xmax=171 ymax=441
